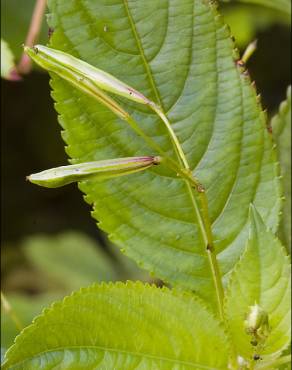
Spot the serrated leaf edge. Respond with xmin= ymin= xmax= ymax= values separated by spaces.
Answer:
xmin=4 ymin=281 xmax=231 ymax=368
xmin=224 ymin=205 xmax=291 ymax=364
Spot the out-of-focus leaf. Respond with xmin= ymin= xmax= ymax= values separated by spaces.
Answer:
xmin=1 ymin=293 xmax=59 ymax=349
xmin=0 ymin=39 xmax=20 ymax=80
xmin=220 ymin=4 xmax=291 ymax=47
xmin=272 ymin=86 xmax=291 ymax=252
xmin=220 ymin=0 xmax=291 ymax=16
xmin=2 ymin=231 xmax=149 ymax=350
xmin=22 ymin=232 xmax=119 ymax=291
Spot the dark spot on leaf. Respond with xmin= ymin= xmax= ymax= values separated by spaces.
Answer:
xmin=253 ymin=354 xmax=261 ymax=361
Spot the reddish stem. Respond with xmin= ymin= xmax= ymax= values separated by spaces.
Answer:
xmin=17 ymin=0 xmax=47 ymax=75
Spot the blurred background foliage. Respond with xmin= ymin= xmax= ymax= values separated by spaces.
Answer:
xmin=1 ymin=0 xmax=291 ymax=350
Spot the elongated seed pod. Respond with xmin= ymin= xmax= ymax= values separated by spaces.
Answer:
xmin=27 ymin=156 xmax=161 ymax=188
xmin=25 ymin=45 xmax=131 ymax=120
xmin=24 ymin=45 xmax=191 ymax=172
xmin=24 ymin=45 xmax=158 ymax=111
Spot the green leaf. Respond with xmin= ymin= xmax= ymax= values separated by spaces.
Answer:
xmin=225 ymin=205 xmax=291 ymax=364
xmin=272 ymin=86 xmax=291 ymax=252
xmin=3 ymin=282 xmax=229 ymax=369
xmin=220 ymin=0 xmax=291 ymax=16
xmin=0 ymin=39 xmax=20 ymax=80
xmin=45 ymin=0 xmax=281 ymax=306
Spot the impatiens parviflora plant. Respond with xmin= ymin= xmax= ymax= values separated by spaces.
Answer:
xmin=3 ymin=44 xmax=290 ymax=370
xmin=3 ymin=0 xmax=291 ymax=368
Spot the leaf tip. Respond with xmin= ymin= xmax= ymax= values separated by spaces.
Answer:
xmin=248 ymin=204 xmax=266 ymax=239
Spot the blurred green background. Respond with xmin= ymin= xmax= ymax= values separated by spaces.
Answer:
xmin=1 ymin=0 xmax=291 ymax=349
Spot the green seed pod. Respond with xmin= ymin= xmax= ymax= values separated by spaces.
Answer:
xmin=24 ymin=45 xmax=158 ymax=115
xmin=25 ymin=45 xmax=131 ymax=120
xmin=24 ymin=45 xmax=190 ymax=172
xmin=27 ymin=156 xmax=161 ymax=188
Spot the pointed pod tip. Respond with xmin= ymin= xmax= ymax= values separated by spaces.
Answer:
xmin=153 ymin=156 xmax=162 ymax=165
xmin=26 ymin=174 xmax=41 ymax=186
xmin=248 ymin=203 xmax=258 ymax=221
xmin=248 ymin=204 xmax=265 ymax=236
xmin=24 ymin=45 xmax=39 ymax=57
xmin=248 ymin=203 xmax=255 ymax=213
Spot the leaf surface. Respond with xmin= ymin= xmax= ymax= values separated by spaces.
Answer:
xmin=3 ymin=282 xmax=229 ymax=369
xmin=225 ymin=206 xmax=291 ymax=363
xmin=47 ymin=0 xmax=281 ymax=304
xmin=272 ymin=86 xmax=291 ymax=252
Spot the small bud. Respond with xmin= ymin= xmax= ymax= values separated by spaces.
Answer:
xmin=237 ymin=356 xmax=249 ymax=368
xmin=242 ymin=39 xmax=258 ymax=64
xmin=27 ymin=156 xmax=161 ymax=188
xmin=244 ymin=304 xmax=270 ymax=343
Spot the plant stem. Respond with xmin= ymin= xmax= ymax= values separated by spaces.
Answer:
xmin=126 ymin=116 xmax=200 ymax=183
xmin=1 ymin=291 xmax=23 ymax=332
xmin=129 ymin=106 xmax=226 ymax=319
xmin=17 ymin=0 xmax=47 ymax=74
xmin=149 ymin=108 xmax=239 ymax=368
xmin=152 ymin=106 xmax=190 ymax=169
xmin=198 ymin=191 xmax=225 ymax=317
xmin=152 ymin=109 xmax=226 ymax=318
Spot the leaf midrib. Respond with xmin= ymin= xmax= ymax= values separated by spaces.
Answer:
xmin=121 ymin=0 xmax=212 ymax=248
xmin=122 ymin=0 xmax=164 ymax=109
xmin=6 ymin=345 xmax=224 ymax=370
